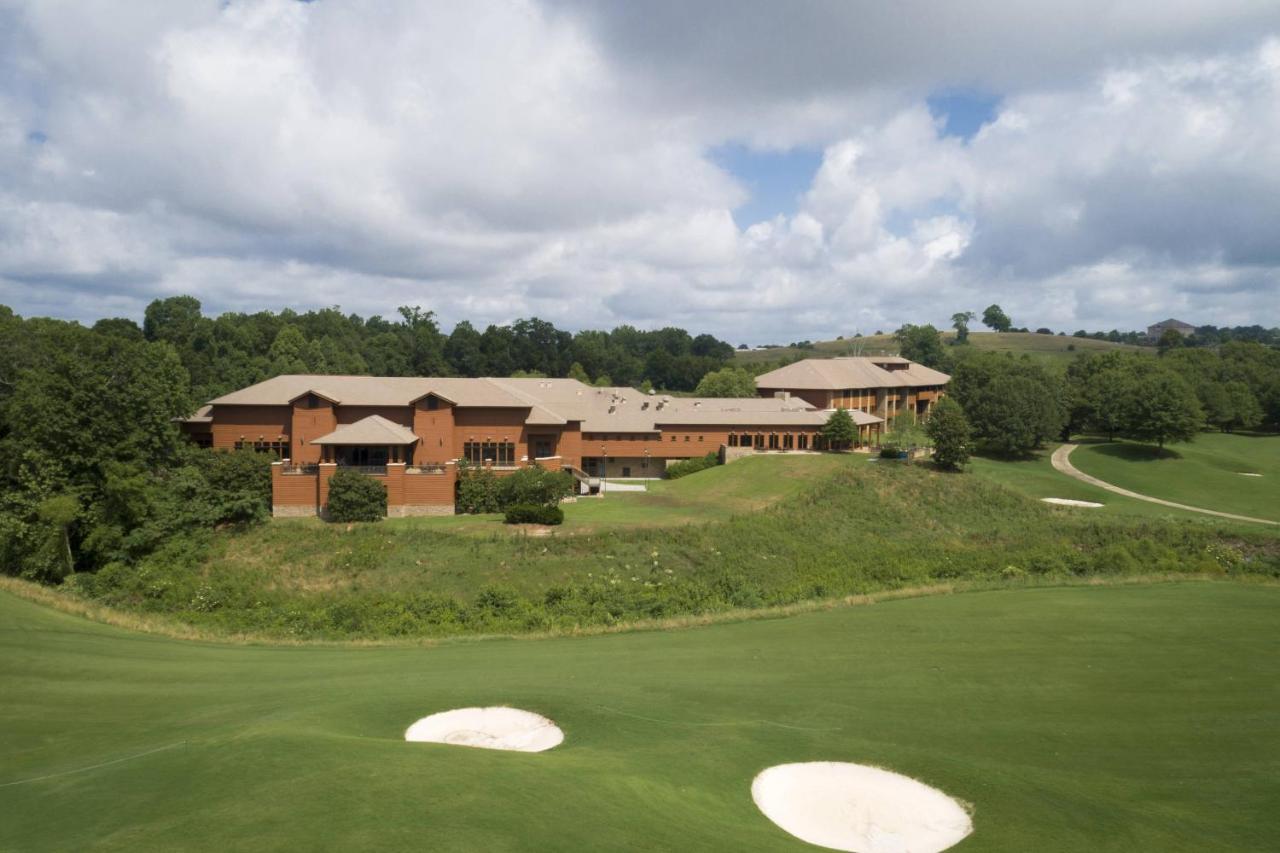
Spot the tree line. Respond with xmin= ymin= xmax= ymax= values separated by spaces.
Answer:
xmin=941 ymin=342 xmax=1280 ymax=458
xmin=137 ymin=296 xmax=735 ymax=403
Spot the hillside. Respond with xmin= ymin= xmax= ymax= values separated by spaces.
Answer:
xmin=64 ymin=454 xmax=1278 ymax=641
xmin=735 ymin=331 xmax=1145 ymax=370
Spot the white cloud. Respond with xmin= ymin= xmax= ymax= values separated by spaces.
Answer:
xmin=0 ymin=0 xmax=1277 ymax=341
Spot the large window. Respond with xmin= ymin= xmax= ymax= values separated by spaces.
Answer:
xmin=463 ymin=441 xmax=515 ymax=466
xmin=235 ymin=440 xmax=288 ymax=457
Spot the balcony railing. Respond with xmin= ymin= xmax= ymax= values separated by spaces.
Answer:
xmin=339 ymin=464 xmax=387 ymax=476
xmin=281 ymin=462 xmax=319 ymax=475
xmin=405 ymin=463 xmax=448 ymax=475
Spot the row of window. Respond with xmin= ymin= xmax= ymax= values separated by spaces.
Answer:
xmin=582 ymin=433 xmax=659 ymax=442
xmin=727 ymin=434 xmax=811 ymax=450
xmin=233 ymin=440 xmax=288 ymax=456
xmin=462 ymin=441 xmax=516 ymax=465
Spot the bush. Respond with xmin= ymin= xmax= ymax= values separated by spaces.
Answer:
xmin=504 ymin=503 xmax=564 ymax=525
xmin=457 ymin=465 xmax=572 ymax=515
xmin=326 ymin=470 xmax=386 ymax=522
xmin=498 ymin=467 xmax=573 ymax=507
xmin=666 ymin=451 xmax=720 ymax=479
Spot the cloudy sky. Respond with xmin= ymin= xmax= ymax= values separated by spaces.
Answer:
xmin=2 ymin=0 xmax=1279 ymax=342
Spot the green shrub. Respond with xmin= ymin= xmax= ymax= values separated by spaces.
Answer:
xmin=666 ymin=451 xmax=720 ymax=479
xmin=504 ymin=503 xmax=565 ymax=525
xmin=326 ymin=470 xmax=386 ymax=522
xmin=498 ymin=467 xmax=573 ymax=507
xmin=455 ymin=465 xmax=502 ymax=514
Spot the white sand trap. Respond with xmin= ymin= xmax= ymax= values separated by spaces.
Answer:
xmin=404 ymin=707 xmax=563 ymax=752
xmin=752 ymin=762 xmax=972 ymax=853
xmin=1238 ymin=472 xmax=1262 ymax=477
xmin=1041 ymin=497 xmax=1104 ymax=508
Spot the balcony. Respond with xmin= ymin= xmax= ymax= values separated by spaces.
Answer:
xmin=281 ymin=462 xmax=319 ymax=475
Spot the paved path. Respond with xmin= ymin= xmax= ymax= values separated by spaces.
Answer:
xmin=1050 ymin=444 xmax=1278 ymax=526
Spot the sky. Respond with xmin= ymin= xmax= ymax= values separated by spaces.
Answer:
xmin=1 ymin=0 xmax=1279 ymax=344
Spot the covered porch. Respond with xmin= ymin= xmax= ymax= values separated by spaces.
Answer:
xmin=311 ymin=415 xmax=419 ymax=475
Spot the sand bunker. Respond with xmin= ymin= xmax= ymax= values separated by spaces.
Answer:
xmin=1041 ymin=497 xmax=1104 ymax=508
xmin=1238 ymin=472 xmax=1262 ymax=477
xmin=752 ymin=762 xmax=972 ymax=853
xmin=404 ymin=707 xmax=563 ymax=752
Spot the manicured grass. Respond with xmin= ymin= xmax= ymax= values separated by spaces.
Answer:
xmin=735 ymin=331 xmax=1144 ymax=370
xmin=965 ymin=449 xmax=1241 ymax=526
xmin=3 ymin=582 xmax=1278 ymax=851
xmin=1070 ymin=434 xmax=1280 ymax=522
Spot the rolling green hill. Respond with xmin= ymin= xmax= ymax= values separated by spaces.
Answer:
xmin=735 ymin=331 xmax=1145 ymax=371
xmin=3 ymin=582 xmax=1278 ymax=851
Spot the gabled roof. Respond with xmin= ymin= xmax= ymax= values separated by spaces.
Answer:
xmin=755 ymin=357 xmax=949 ymax=390
xmin=208 ymin=375 xmax=534 ymax=409
xmin=311 ymin=415 xmax=420 ymax=446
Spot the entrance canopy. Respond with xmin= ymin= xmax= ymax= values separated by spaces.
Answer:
xmin=312 ymin=415 xmax=419 ymax=446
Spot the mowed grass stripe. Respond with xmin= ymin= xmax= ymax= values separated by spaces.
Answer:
xmin=1070 ymin=434 xmax=1280 ymax=522
xmin=3 ymin=582 xmax=1278 ymax=851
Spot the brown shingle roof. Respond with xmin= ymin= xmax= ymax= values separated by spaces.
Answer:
xmin=755 ymin=357 xmax=949 ymax=390
xmin=311 ymin=415 xmax=420 ymax=445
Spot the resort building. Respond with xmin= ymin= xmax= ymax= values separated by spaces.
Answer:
xmin=179 ymin=357 xmax=947 ymax=517
xmin=755 ymin=356 xmax=950 ymax=422
xmin=1146 ymin=318 xmax=1196 ymax=340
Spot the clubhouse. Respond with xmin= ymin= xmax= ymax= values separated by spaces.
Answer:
xmin=178 ymin=356 xmax=948 ymax=517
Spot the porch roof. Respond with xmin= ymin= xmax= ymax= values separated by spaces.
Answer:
xmin=311 ymin=415 xmax=419 ymax=446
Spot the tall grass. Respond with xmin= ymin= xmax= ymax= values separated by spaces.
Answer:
xmin=64 ymin=462 xmax=1279 ymax=639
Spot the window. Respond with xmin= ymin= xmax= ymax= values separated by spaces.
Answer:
xmin=798 ymin=434 xmax=809 ymax=450
xmin=462 ymin=441 xmax=515 ymax=465
xmin=728 ymin=434 xmax=738 ymax=447
xmin=622 ymin=466 xmax=631 ymax=477
xmin=698 ymin=435 xmax=704 ymax=442
xmin=768 ymin=434 xmax=779 ymax=450
xmin=670 ymin=435 xmax=676 ymax=442
xmin=783 ymin=434 xmax=794 ymax=450
xmin=236 ymin=440 xmax=287 ymax=457
xmin=684 ymin=435 xmax=690 ymax=442
xmin=425 ymin=396 xmax=439 ymax=411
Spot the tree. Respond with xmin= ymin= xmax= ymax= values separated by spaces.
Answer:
xmin=693 ymin=367 xmax=756 ymax=398
xmin=821 ymin=408 xmax=858 ymax=450
xmin=567 ymin=362 xmax=591 ymax=384
xmin=1122 ymin=372 xmax=1203 ymax=449
xmin=982 ymin=304 xmax=1012 ymax=333
xmin=893 ymin=324 xmax=947 ymax=368
xmin=1201 ymin=381 xmax=1261 ymax=433
xmin=926 ymin=398 xmax=972 ymax=470
xmin=444 ymin=320 xmax=487 ymax=376
xmin=951 ymin=311 xmax=975 ymax=344
xmin=1157 ymin=327 xmax=1186 ymax=356
xmin=326 ymin=470 xmax=387 ymax=522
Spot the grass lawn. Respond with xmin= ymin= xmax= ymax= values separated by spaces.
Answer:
xmin=965 ymin=449 xmax=1251 ymax=527
xmin=734 ymin=332 xmax=1144 ymax=371
xmin=1069 ymin=433 xmax=1280 ymax=522
xmin=2 ymin=581 xmax=1278 ymax=851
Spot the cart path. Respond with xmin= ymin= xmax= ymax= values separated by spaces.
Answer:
xmin=1050 ymin=444 xmax=1278 ymax=526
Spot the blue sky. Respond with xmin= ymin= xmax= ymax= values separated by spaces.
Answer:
xmin=709 ymin=143 xmax=823 ymax=227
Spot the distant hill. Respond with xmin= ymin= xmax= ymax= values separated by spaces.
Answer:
xmin=735 ymin=331 xmax=1146 ymax=371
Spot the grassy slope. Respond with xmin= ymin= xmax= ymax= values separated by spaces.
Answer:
xmin=70 ymin=452 xmax=1278 ymax=639
xmin=1069 ymin=434 xmax=1280 ymax=522
xmin=2 ymin=583 xmax=1278 ymax=851
xmin=206 ymin=454 xmax=864 ymax=600
xmin=965 ymin=449 xmax=1255 ymax=526
xmin=735 ymin=331 xmax=1143 ymax=370
xmin=339 ymin=453 xmax=865 ymax=535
